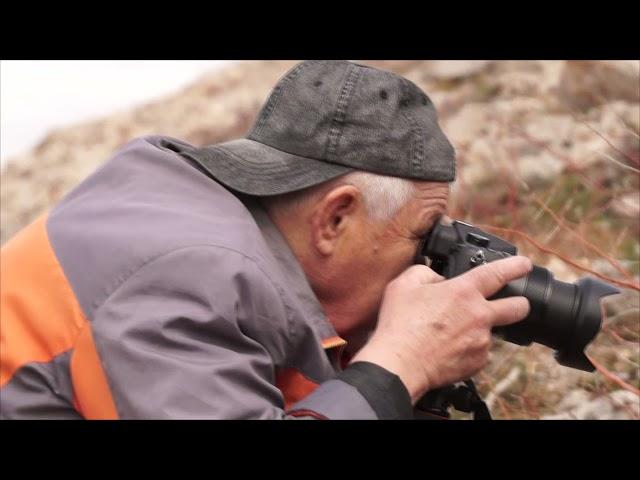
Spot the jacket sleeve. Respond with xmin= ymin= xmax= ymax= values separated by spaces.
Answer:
xmin=88 ymin=245 xmax=413 ymax=419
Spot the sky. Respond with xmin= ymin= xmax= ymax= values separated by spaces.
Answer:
xmin=0 ymin=60 xmax=235 ymax=168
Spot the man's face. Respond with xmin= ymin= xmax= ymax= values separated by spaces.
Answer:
xmin=331 ymin=181 xmax=450 ymax=340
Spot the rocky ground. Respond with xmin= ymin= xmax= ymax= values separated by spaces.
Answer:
xmin=2 ymin=60 xmax=638 ymax=419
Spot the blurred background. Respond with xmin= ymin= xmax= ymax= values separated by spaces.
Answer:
xmin=1 ymin=60 xmax=638 ymax=419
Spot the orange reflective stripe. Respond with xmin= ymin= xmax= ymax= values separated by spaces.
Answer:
xmin=70 ymin=325 xmax=119 ymax=419
xmin=0 ymin=215 xmax=84 ymax=386
xmin=278 ymin=335 xmax=347 ymax=410
xmin=1 ymin=214 xmax=119 ymax=419
xmin=321 ymin=336 xmax=347 ymax=350
xmin=276 ymin=368 xmax=320 ymax=411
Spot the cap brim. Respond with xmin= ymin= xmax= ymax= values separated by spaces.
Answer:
xmin=186 ymin=139 xmax=354 ymax=196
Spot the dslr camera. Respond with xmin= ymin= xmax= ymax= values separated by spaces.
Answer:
xmin=421 ymin=220 xmax=620 ymax=372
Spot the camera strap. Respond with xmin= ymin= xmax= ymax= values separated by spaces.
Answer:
xmin=460 ymin=379 xmax=492 ymax=420
xmin=415 ymin=379 xmax=492 ymax=420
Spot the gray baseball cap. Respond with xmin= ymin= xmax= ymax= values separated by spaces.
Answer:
xmin=187 ymin=60 xmax=456 ymax=196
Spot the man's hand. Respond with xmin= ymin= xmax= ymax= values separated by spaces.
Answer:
xmin=351 ymin=256 xmax=533 ymax=404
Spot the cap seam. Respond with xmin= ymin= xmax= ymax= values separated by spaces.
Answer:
xmin=250 ymin=61 xmax=312 ymax=138
xmin=325 ymin=64 xmax=363 ymax=162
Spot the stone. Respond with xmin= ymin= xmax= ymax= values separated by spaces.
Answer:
xmin=516 ymin=151 xmax=565 ymax=188
xmin=610 ymin=193 xmax=640 ymax=220
xmin=423 ymin=61 xmax=493 ymax=80
xmin=557 ymin=61 xmax=640 ymax=111
xmin=542 ymin=389 xmax=639 ymax=419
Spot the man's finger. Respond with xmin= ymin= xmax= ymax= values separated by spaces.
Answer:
xmin=456 ymin=256 xmax=532 ymax=298
xmin=488 ymin=296 xmax=531 ymax=327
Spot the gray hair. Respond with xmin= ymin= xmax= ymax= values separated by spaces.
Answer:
xmin=338 ymin=171 xmax=415 ymax=221
xmin=264 ymin=171 xmax=415 ymax=222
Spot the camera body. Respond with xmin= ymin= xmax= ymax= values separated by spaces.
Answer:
xmin=425 ymin=220 xmax=516 ymax=278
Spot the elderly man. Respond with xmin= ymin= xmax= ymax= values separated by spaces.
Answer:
xmin=0 ymin=60 xmax=531 ymax=419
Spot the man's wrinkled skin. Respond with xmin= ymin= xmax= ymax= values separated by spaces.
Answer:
xmin=263 ymin=180 xmax=532 ymax=405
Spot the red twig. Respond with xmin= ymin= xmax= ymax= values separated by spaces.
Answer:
xmin=603 ymin=326 xmax=633 ymax=343
xmin=607 ymin=391 xmax=640 ymax=419
xmin=478 ymin=371 xmax=514 ymax=419
xmin=586 ymin=354 xmax=640 ymax=397
xmin=532 ymin=197 xmax=636 ymax=282
xmin=581 ymin=120 xmax=639 ymax=167
xmin=476 ymin=225 xmax=640 ymax=292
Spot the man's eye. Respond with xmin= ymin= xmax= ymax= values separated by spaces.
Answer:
xmin=420 ymin=214 xmax=444 ymax=237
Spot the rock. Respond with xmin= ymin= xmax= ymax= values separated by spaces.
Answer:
xmin=523 ymin=114 xmax=577 ymax=147
xmin=593 ymin=101 xmax=640 ymax=136
xmin=556 ymin=61 xmax=640 ymax=111
xmin=516 ymin=151 xmax=565 ymax=188
xmin=492 ymin=70 xmax=544 ymax=98
xmin=556 ymin=389 xmax=591 ymax=411
xmin=543 ymin=256 xmax=580 ymax=283
xmin=489 ymin=97 xmax=549 ymax=119
xmin=458 ymin=138 xmax=502 ymax=188
xmin=573 ymin=390 xmax=640 ymax=419
xmin=536 ymin=61 xmax=567 ymax=96
xmin=542 ymin=389 xmax=639 ymax=419
xmin=443 ymin=103 xmax=495 ymax=145
xmin=423 ymin=61 xmax=493 ymax=80
xmin=610 ymin=193 xmax=640 ymax=219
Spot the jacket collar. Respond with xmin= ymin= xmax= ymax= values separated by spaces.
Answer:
xmin=242 ymin=197 xmax=347 ymax=350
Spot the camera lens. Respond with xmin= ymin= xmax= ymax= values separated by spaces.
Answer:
xmin=492 ymin=268 xmax=619 ymax=371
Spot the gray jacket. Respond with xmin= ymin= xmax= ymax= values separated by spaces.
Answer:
xmin=0 ymin=136 xmax=413 ymax=419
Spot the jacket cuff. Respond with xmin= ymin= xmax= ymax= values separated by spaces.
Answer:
xmin=335 ymin=361 xmax=413 ymax=419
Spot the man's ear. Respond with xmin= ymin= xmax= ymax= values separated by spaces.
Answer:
xmin=310 ymin=185 xmax=361 ymax=256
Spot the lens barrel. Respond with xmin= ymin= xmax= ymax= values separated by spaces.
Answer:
xmin=492 ymin=268 xmax=619 ymax=371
